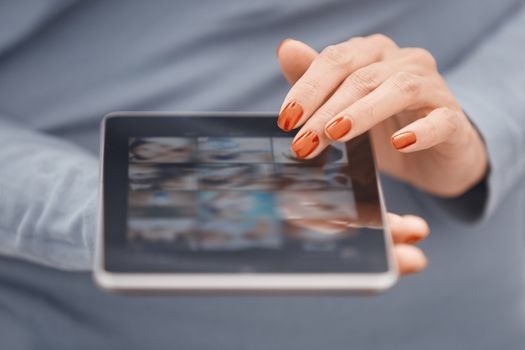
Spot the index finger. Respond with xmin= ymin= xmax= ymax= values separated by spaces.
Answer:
xmin=277 ymin=34 xmax=397 ymax=132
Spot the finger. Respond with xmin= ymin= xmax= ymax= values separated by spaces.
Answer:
xmin=387 ymin=213 xmax=429 ymax=244
xmin=395 ymin=244 xmax=428 ymax=275
xmin=324 ymin=71 xmax=444 ymax=142
xmin=278 ymin=34 xmax=398 ymax=132
xmin=277 ymin=38 xmax=318 ymax=85
xmin=290 ymin=128 xmax=330 ymax=160
xmin=290 ymin=62 xmax=395 ymax=159
xmin=390 ymin=107 xmax=462 ymax=152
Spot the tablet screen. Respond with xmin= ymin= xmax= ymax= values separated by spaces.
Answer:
xmin=103 ymin=115 xmax=388 ymax=273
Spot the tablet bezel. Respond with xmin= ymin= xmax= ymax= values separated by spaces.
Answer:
xmin=93 ymin=111 xmax=398 ymax=293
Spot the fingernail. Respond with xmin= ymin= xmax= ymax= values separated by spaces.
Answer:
xmin=292 ymin=131 xmax=319 ymax=159
xmin=276 ymin=38 xmax=292 ymax=56
xmin=325 ymin=116 xmax=352 ymax=140
xmin=278 ymin=101 xmax=303 ymax=131
xmin=391 ymin=132 xmax=416 ymax=150
xmin=405 ymin=236 xmax=420 ymax=244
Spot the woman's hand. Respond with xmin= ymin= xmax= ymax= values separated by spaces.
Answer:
xmin=277 ymin=36 xmax=488 ymax=197
xmin=387 ymin=213 xmax=429 ymax=275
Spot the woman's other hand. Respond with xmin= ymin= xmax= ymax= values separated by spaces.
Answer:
xmin=388 ymin=213 xmax=429 ymax=275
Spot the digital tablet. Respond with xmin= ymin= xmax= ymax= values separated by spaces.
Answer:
xmin=94 ymin=112 xmax=398 ymax=293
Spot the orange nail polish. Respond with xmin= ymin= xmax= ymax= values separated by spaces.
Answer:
xmin=292 ymin=131 xmax=319 ymax=159
xmin=391 ymin=132 xmax=416 ymax=150
xmin=278 ymin=101 xmax=303 ymax=131
xmin=405 ymin=236 xmax=420 ymax=244
xmin=326 ymin=116 xmax=352 ymax=140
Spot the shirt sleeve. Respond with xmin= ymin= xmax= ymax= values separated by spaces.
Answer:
xmin=433 ymin=3 xmax=525 ymax=221
xmin=0 ymin=116 xmax=98 ymax=270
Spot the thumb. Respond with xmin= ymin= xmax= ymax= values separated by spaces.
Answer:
xmin=276 ymin=38 xmax=318 ymax=85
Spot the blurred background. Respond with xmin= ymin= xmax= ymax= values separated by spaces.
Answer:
xmin=0 ymin=1 xmax=524 ymax=349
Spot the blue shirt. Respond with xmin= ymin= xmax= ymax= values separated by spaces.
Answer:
xmin=0 ymin=0 xmax=524 ymax=349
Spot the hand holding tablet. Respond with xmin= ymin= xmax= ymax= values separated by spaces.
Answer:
xmin=94 ymin=112 xmax=427 ymax=294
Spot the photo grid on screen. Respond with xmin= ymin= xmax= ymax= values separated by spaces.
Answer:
xmin=126 ymin=136 xmax=357 ymax=252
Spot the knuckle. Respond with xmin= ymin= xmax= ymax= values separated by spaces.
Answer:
xmin=406 ymin=48 xmax=437 ymax=69
xmin=320 ymin=44 xmax=350 ymax=67
xmin=345 ymin=36 xmax=364 ymax=45
xmin=295 ymin=78 xmax=319 ymax=100
xmin=391 ymin=71 xmax=421 ymax=96
xmin=425 ymin=115 xmax=440 ymax=142
xmin=437 ymin=107 xmax=459 ymax=135
xmin=424 ymin=107 xmax=460 ymax=144
xmin=347 ymin=67 xmax=381 ymax=93
xmin=368 ymin=33 xmax=397 ymax=48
